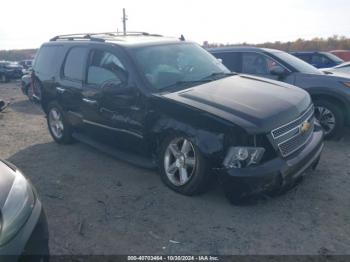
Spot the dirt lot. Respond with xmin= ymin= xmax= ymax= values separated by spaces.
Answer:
xmin=0 ymin=82 xmax=350 ymax=255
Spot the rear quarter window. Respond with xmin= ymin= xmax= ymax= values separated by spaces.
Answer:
xmin=34 ymin=45 xmax=64 ymax=76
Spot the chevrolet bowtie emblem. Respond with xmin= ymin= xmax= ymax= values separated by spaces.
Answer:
xmin=300 ymin=121 xmax=311 ymax=134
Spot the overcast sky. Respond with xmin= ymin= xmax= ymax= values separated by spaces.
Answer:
xmin=0 ymin=0 xmax=349 ymax=50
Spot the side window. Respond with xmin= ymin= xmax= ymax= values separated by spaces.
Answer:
xmin=63 ymin=47 xmax=88 ymax=81
xmin=34 ymin=45 xmax=64 ymax=76
xmin=242 ymin=52 xmax=284 ymax=76
xmin=312 ymin=54 xmax=331 ymax=66
xmin=298 ymin=54 xmax=312 ymax=63
xmin=213 ymin=52 xmax=242 ymax=72
xmin=87 ymin=50 xmax=127 ymax=86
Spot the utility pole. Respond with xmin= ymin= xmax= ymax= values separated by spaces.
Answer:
xmin=122 ymin=8 xmax=127 ymax=36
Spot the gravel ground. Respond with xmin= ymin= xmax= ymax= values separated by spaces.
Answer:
xmin=0 ymin=82 xmax=350 ymax=255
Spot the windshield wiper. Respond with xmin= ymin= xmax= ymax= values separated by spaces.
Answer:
xmin=161 ymin=72 xmax=236 ymax=91
xmin=200 ymin=72 xmax=236 ymax=81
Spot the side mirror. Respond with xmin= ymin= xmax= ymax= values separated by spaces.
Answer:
xmin=270 ymin=66 xmax=288 ymax=79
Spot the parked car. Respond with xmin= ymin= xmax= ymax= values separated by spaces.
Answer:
xmin=0 ymin=62 xmax=23 ymax=82
xmin=209 ymin=47 xmax=350 ymax=139
xmin=33 ymin=32 xmax=323 ymax=202
xmin=0 ymin=159 xmax=49 ymax=261
xmin=291 ymin=51 xmax=344 ymax=68
xmin=322 ymin=61 xmax=350 ymax=75
xmin=330 ymin=50 xmax=350 ymax=62
xmin=19 ymin=60 xmax=33 ymax=69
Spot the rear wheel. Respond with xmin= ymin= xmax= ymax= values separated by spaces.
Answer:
xmin=159 ymin=134 xmax=211 ymax=195
xmin=47 ymin=102 xmax=73 ymax=144
xmin=314 ymin=99 xmax=344 ymax=140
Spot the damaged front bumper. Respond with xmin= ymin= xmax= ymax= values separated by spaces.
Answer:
xmin=217 ymin=126 xmax=324 ymax=199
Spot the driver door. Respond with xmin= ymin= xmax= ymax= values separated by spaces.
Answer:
xmin=80 ymin=48 xmax=144 ymax=150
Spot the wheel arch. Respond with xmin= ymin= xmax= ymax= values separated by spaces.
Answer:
xmin=310 ymin=92 xmax=350 ymax=125
xmin=147 ymin=116 xmax=228 ymax=166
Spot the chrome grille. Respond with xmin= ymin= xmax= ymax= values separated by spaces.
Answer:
xmin=272 ymin=106 xmax=314 ymax=139
xmin=271 ymin=105 xmax=315 ymax=157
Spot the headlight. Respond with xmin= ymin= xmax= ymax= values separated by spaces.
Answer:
xmin=0 ymin=169 xmax=35 ymax=246
xmin=342 ymin=82 xmax=350 ymax=88
xmin=223 ymin=147 xmax=265 ymax=168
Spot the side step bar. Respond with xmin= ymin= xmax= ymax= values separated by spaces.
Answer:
xmin=72 ymin=132 xmax=157 ymax=169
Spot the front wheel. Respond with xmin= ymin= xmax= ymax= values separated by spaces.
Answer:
xmin=314 ymin=100 xmax=344 ymax=140
xmin=47 ymin=102 xmax=73 ymax=144
xmin=159 ymin=135 xmax=211 ymax=195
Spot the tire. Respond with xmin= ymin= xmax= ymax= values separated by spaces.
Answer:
xmin=158 ymin=134 xmax=211 ymax=195
xmin=47 ymin=101 xmax=73 ymax=144
xmin=314 ymin=99 xmax=344 ymax=140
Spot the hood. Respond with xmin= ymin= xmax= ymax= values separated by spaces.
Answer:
xmin=162 ymin=75 xmax=311 ymax=134
xmin=320 ymin=70 xmax=350 ymax=79
xmin=302 ymin=72 xmax=350 ymax=81
xmin=0 ymin=160 xmax=16 ymax=209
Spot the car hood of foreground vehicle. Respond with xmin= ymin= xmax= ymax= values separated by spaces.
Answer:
xmin=0 ymin=160 xmax=16 ymax=209
xmin=161 ymin=74 xmax=311 ymax=134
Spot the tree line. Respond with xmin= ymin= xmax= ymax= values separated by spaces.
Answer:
xmin=204 ymin=35 xmax=350 ymax=52
xmin=0 ymin=49 xmax=37 ymax=62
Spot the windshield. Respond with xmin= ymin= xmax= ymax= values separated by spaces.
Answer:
xmin=132 ymin=43 xmax=230 ymax=90
xmin=272 ymin=51 xmax=322 ymax=75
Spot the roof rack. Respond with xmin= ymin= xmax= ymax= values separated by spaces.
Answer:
xmin=50 ymin=32 xmax=163 ymax=42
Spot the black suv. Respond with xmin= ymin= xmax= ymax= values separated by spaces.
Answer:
xmin=33 ymin=33 xmax=323 ymax=202
xmin=209 ymin=47 xmax=350 ymax=139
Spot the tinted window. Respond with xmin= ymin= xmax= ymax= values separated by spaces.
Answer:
xmin=295 ymin=54 xmax=312 ymax=63
xmin=34 ymin=45 xmax=64 ymax=76
xmin=241 ymin=52 xmax=283 ymax=76
xmin=87 ymin=50 xmax=126 ymax=86
xmin=63 ymin=47 xmax=88 ymax=81
xmin=213 ymin=52 xmax=241 ymax=72
xmin=271 ymin=51 xmax=322 ymax=74
xmin=312 ymin=54 xmax=332 ymax=66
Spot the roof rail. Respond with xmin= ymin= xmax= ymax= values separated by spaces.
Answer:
xmin=50 ymin=32 xmax=163 ymax=42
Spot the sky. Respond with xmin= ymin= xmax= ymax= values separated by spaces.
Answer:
xmin=0 ymin=0 xmax=350 ymax=50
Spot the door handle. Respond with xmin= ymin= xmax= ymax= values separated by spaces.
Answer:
xmin=56 ymin=87 xmax=65 ymax=94
xmin=82 ymin=98 xmax=98 ymax=106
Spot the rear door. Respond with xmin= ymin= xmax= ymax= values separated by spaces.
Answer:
xmin=57 ymin=46 xmax=89 ymax=118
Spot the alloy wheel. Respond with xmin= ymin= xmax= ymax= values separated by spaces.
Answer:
xmin=315 ymin=106 xmax=336 ymax=135
xmin=164 ymin=138 xmax=196 ymax=186
xmin=49 ymin=108 xmax=64 ymax=139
